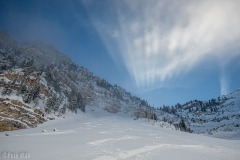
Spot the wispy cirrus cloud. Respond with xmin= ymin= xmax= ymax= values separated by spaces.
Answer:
xmin=220 ymin=73 xmax=229 ymax=96
xmin=83 ymin=0 xmax=240 ymax=89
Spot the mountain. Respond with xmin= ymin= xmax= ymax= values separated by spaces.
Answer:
xmin=156 ymin=89 xmax=240 ymax=137
xmin=0 ymin=31 xmax=239 ymax=138
xmin=0 ymin=31 xmax=156 ymax=131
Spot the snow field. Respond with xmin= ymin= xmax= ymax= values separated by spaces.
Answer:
xmin=1 ymin=110 xmax=240 ymax=160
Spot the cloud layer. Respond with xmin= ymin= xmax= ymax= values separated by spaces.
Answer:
xmin=84 ymin=0 xmax=240 ymax=89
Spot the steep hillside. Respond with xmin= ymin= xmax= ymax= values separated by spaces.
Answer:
xmin=0 ymin=32 xmax=156 ymax=131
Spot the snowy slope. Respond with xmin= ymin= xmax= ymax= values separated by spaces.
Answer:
xmin=181 ymin=89 xmax=240 ymax=135
xmin=1 ymin=109 xmax=240 ymax=160
xmin=0 ymin=31 xmax=155 ymax=131
xmin=156 ymin=89 xmax=240 ymax=136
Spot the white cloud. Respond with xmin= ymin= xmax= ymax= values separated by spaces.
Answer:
xmin=84 ymin=0 xmax=240 ymax=89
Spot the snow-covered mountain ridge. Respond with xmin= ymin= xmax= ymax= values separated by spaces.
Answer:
xmin=0 ymin=31 xmax=239 ymax=138
xmin=156 ymin=89 xmax=240 ymax=136
xmin=0 ymin=31 xmax=155 ymax=131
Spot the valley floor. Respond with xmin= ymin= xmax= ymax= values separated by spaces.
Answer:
xmin=1 ymin=110 xmax=240 ymax=160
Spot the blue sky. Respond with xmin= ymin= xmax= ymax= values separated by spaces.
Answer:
xmin=0 ymin=0 xmax=240 ymax=106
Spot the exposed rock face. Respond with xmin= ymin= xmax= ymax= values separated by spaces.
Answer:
xmin=0 ymin=98 xmax=46 ymax=131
